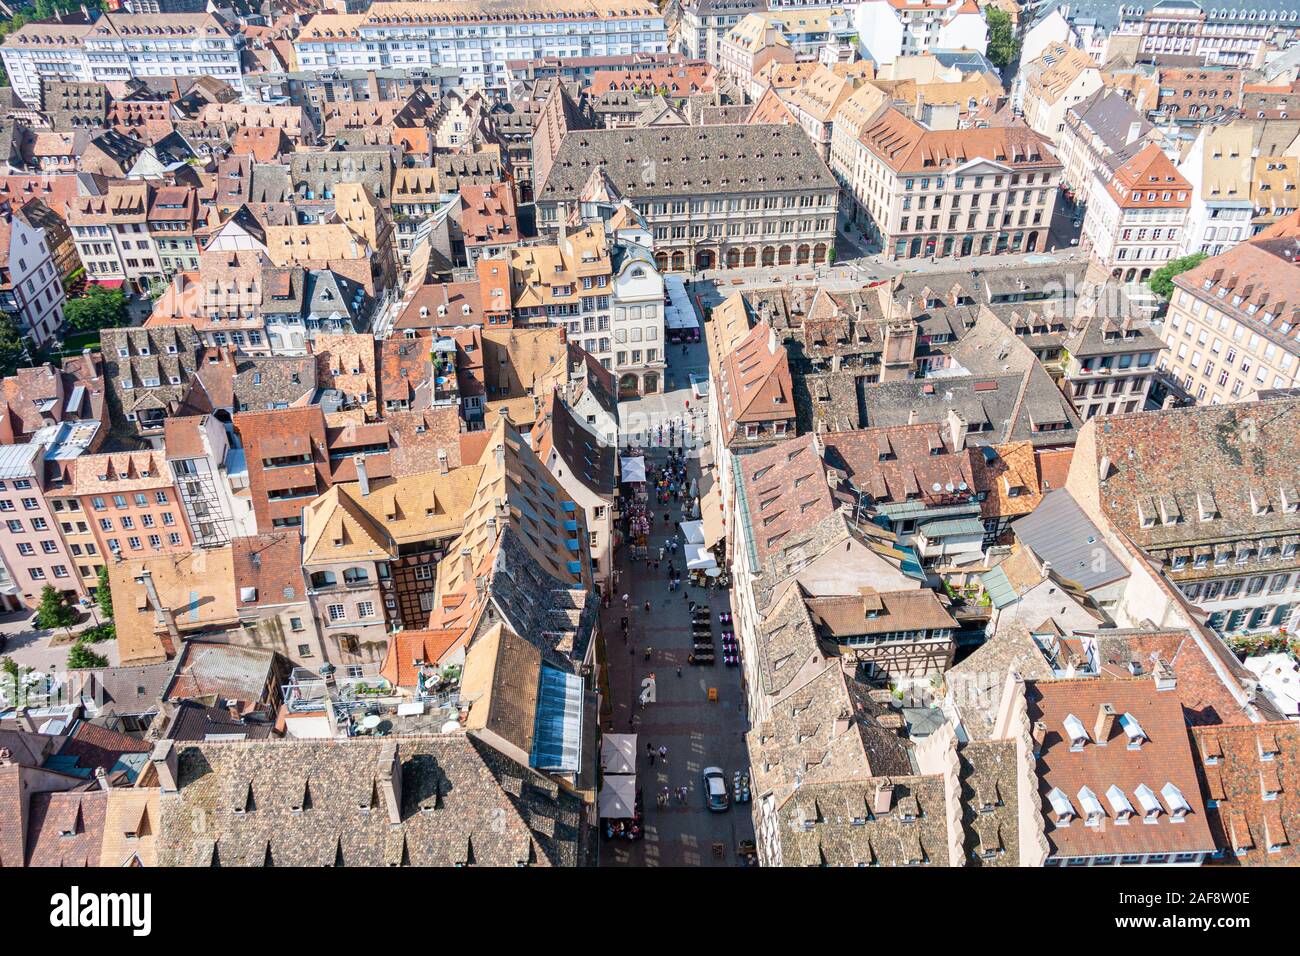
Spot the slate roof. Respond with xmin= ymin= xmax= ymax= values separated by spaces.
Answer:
xmin=531 ymin=389 xmax=616 ymax=497
xmin=76 ymin=662 xmax=177 ymax=719
xmin=155 ymin=736 xmax=587 ymax=866
xmin=1012 ymin=489 xmax=1128 ymax=592
xmin=1065 ymin=89 xmax=1152 ymax=154
xmin=537 ymin=124 xmax=837 ymax=201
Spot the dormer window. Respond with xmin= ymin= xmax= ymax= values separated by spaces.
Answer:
xmin=1078 ymin=786 xmax=1105 ymax=827
xmin=1063 ymin=713 xmax=1090 ymax=750
xmin=1106 ymin=785 xmax=1135 ymax=824
xmin=1048 ymin=787 xmax=1075 ymax=825
xmin=1161 ymin=783 xmax=1191 ymax=822
xmin=1120 ymin=713 xmax=1148 ymax=749
xmin=1135 ymin=784 xmax=1162 ymax=823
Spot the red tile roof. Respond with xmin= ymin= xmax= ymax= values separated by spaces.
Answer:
xmin=1191 ymin=721 xmax=1300 ymax=865
xmin=1028 ymin=676 xmax=1216 ymax=861
xmin=380 ymin=629 xmax=466 ymax=688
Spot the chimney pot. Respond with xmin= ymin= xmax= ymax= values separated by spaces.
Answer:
xmin=1154 ymin=659 xmax=1176 ymax=691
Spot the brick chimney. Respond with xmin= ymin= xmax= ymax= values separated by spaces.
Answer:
xmin=94 ymin=766 xmax=111 ymax=791
xmin=459 ymin=547 xmax=474 ymax=588
xmin=873 ymin=778 xmax=894 ymax=815
xmin=1093 ymin=703 xmax=1118 ymax=744
xmin=150 ymin=739 xmax=179 ymax=793
xmin=378 ymin=740 xmax=402 ymax=825
xmin=1031 ymin=720 xmax=1047 ymax=757
xmin=15 ymin=707 xmax=35 ymax=733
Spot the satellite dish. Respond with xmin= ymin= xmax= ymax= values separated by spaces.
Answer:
xmin=944 ymin=483 xmax=955 ymax=493
xmin=931 ymin=483 xmax=942 ymax=493
xmin=441 ymin=720 xmax=462 ymax=734
xmin=958 ymin=481 xmax=969 ymax=491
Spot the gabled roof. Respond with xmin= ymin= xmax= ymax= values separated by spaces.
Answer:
xmin=302 ymin=485 xmax=396 ymax=564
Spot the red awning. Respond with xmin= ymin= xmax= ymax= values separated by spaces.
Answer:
xmin=88 ymin=278 xmax=124 ymax=288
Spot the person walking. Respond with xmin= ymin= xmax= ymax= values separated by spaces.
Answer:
xmin=647 ymin=743 xmax=655 ymax=766
xmin=658 ymin=744 xmax=667 ymax=763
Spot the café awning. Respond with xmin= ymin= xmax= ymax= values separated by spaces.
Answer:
xmin=600 ymin=733 xmax=637 ymax=775
xmin=620 ymin=456 xmax=646 ymax=483
xmin=700 ymin=484 xmax=725 ymax=549
xmin=598 ymin=774 xmax=638 ymax=819
xmin=680 ymin=519 xmax=705 ymax=545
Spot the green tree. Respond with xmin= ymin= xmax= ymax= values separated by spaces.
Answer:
xmin=985 ymin=8 xmax=1020 ymax=69
xmin=1 ymin=657 xmax=18 ymax=683
xmin=63 ymin=284 xmax=129 ymax=334
xmin=34 ymin=585 xmax=77 ymax=630
xmin=67 ymin=642 xmax=109 ymax=670
xmin=95 ymin=565 xmax=114 ymax=620
xmin=1147 ymin=252 xmax=1208 ymax=300
xmin=0 ymin=315 xmax=32 ymax=377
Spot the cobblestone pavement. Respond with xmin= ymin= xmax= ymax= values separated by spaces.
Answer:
xmin=598 ymin=449 xmax=756 ymax=867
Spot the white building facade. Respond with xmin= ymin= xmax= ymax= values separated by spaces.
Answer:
xmin=1 ymin=203 xmax=67 ymax=349
xmin=611 ymin=242 xmax=667 ymax=397
xmin=293 ymin=0 xmax=668 ymax=96
xmin=852 ymin=0 xmax=986 ymax=67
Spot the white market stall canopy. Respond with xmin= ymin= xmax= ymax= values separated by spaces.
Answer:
xmin=685 ymin=542 xmax=718 ymax=571
xmin=601 ymin=733 xmax=637 ymax=775
xmin=620 ymin=456 xmax=646 ymax=483
xmin=680 ymin=519 xmax=705 ymax=546
xmin=665 ymin=302 xmax=699 ymax=331
xmin=598 ymin=774 xmax=638 ymax=819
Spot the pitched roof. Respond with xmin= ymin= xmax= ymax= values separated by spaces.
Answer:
xmin=302 ymin=484 xmax=396 ymax=564
xmin=155 ymin=736 xmax=586 ymax=866
xmin=860 ymin=109 xmax=1059 ymax=175
xmin=1191 ymin=721 xmax=1300 ymax=865
xmin=379 ymin=629 xmax=465 ymax=688
xmin=1027 ymin=676 xmax=1216 ymax=860
xmin=1084 ymin=398 xmax=1300 ymax=552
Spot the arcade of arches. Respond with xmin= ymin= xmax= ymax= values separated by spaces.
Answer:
xmin=654 ymin=242 xmax=832 ymax=273
xmin=619 ymin=370 xmax=661 ymax=397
